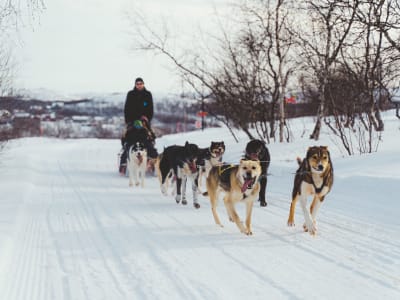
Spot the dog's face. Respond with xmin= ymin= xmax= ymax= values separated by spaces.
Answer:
xmin=245 ymin=139 xmax=267 ymax=160
xmin=210 ymin=141 xmax=225 ymax=158
xmin=238 ymin=159 xmax=262 ymax=193
xmin=306 ymin=146 xmax=331 ymax=174
xmin=131 ymin=142 xmax=147 ymax=162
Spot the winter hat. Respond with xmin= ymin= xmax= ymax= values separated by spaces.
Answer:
xmin=135 ymin=77 xmax=144 ymax=84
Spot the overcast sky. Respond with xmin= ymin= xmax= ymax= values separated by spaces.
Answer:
xmin=11 ymin=0 xmax=233 ymax=97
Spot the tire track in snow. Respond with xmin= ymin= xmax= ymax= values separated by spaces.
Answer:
xmin=127 ymin=193 xmax=300 ymax=299
xmin=259 ymin=191 xmax=400 ymax=261
xmin=92 ymin=180 xmax=199 ymax=300
xmin=87 ymin=148 xmax=210 ymax=299
xmin=252 ymin=195 xmax=400 ymax=293
xmin=56 ymin=160 xmax=130 ymax=299
xmin=48 ymin=178 xmax=80 ymax=300
xmin=2 ymin=198 xmax=46 ymax=300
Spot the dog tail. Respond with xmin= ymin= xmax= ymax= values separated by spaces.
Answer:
xmin=296 ymin=157 xmax=302 ymax=166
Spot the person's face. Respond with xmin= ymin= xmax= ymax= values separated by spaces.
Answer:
xmin=135 ymin=81 xmax=144 ymax=91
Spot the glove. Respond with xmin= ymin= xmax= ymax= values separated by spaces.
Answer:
xmin=140 ymin=115 xmax=149 ymax=124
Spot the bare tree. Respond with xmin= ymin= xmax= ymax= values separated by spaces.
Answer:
xmin=0 ymin=0 xmax=45 ymax=94
xmin=130 ymin=0 xmax=296 ymax=142
xmin=293 ymin=0 xmax=359 ymax=140
xmin=318 ymin=0 xmax=399 ymax=155
xmin=0 ymin=0 xmax=45 ymax=146
xmin=369 ymin=0 xmax=400 ymax=53
xmin=240 ymin=0 xmax=296 ymax=142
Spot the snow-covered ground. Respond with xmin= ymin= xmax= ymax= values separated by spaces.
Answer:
xmin=0 ymin=113 xmax=399 ymax=299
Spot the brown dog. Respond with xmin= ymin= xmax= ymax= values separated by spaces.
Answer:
xmin=287 ymin=146 xmax=334 ymax=235
xmin=205 ymin=159 xmax=262 ymax=235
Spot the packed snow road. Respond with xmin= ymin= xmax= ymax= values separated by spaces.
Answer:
xmin=0 ymin=133 xmax=399 ymax=300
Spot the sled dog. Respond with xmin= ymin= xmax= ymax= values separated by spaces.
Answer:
xmin=158 ymin=142 xmax=200 ymax=208
xmin=158 ymin=146 xmax=213 ymax=208
xmin=287 ymin=146 xmax=334 ymax=235
xmin=198 ymin=141 xmax=225 ymax=189
xmin=244 ymin=139 xmax=270 ymax=207
xmin=127 ymin=142 xmax=148 ymax=187
xmin=205 ymin=159 xmax=262 ymax=235
xmin=185 ymin=146 xmax=213 ymax=197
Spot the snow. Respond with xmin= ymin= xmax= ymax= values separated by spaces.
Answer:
xmin=0 ymin=113 xmax=399 ymax=299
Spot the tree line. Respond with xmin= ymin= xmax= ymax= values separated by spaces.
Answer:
xmin=131 ymin=0 xmax=400 ymax=155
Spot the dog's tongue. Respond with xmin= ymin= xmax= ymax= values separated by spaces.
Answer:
xmin=241 ymin=179 xmax=253 ymax=193
xmin=189 ymin=161 xmax=197 ymax=173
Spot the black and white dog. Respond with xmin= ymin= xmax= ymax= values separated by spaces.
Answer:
xmin=158 ymin=142 xmax=201 ymax=208
xmin=127 ymin=142 xmax=147 ymax=187
xmin=244 ymin=139 xmax=271 ymax=207
xmin=156 ymin=145 xmax=212 ymax=208
xmin=119 ymin=126 xmax=150 ymax=176
xmin=198 ymin=141 xmax=225 ymax=189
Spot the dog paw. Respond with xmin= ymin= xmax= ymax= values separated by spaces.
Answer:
xmin=241 ymin=228 xmax=253 ymax=235
xmin=181 ymin=199 xmax=187 ymax=205
xmin=135 ymin=182 xmax=140 ymax=186
xmin=175 ymin=195 xmax=181 ymax=204
xmin=193 ymin=203 xmax=200 ymax=209
xmin=260 ymin=201 xmax=267 ymax=207
xmin=303 ymin=222 xmax=317 ymax=235
xmin=129 ymin=182 xmax=133 ymax=187
xmin=161 ymin=186 xmax=167 ymax=196
xmin=287 ymin=220 xmax=295 ymax=227
xmin=244 ymin=228 xmax=253 ymax=235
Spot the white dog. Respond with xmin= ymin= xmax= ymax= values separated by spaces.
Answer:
xmin=127 ymin=142 xmax=147 ymax=187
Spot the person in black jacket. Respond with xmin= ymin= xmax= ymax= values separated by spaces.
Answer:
xmin=119 ymin=77 xmax=158 ymax=175
xmin=124 ymin=77 xmax=154 ymax=125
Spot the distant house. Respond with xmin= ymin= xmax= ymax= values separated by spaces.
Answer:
xmin=71 ymin=115 xmax=91 ymax=123
xmin=13 ymin=110 xmax=31 ymax=118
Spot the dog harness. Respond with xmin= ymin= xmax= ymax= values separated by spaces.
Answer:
xmin=300 ymin=166 xmax=332 ymax=195
xmin=312 ymin=176 xmax=329 ymax=194
xmin=217 ymin=164 xmax=236 ymax=190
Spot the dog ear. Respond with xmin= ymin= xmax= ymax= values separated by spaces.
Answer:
xmin=306 ymin=147 xmax=312 ymax=159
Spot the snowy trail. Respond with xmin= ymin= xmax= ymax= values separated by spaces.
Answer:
xmin=0 ymin=135 xmax=399 ymax=299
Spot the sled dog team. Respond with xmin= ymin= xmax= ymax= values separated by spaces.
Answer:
xmin=126 ymin=139 xmax=334 ymax=236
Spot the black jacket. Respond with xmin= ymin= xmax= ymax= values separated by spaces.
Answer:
xmin=124 ymin=87 xmax=154 ymax=124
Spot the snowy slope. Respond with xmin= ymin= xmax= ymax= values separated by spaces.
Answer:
xmin=0 ymin=114 xmax=399 ymax=300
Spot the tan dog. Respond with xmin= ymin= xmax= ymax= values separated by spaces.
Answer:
xmin=287 ymin=146 xmax=334 ymax=235
xmin=205 ymin=159 xmax=262 ymax=235
xmin=127 ymin=142 xmax=147 ymax=188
